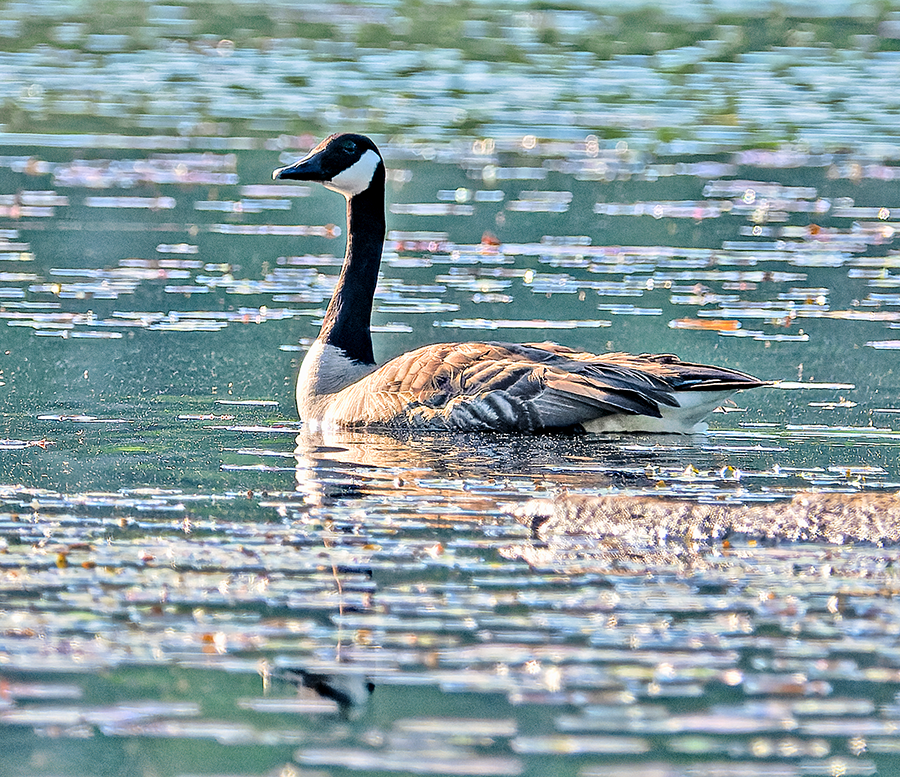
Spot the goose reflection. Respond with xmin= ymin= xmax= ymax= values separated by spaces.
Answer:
xmin=292 ymin=428 xmax=664 ymax=512
xmin=283 ymin=430 xmax=765 ymax=722
xmin=276 ymin=665 xmax=374 ymax=720
xmin=289 ymin=429 xmax=785 ymax=579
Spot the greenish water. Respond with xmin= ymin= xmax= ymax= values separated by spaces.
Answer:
xmin=5 ymin=2 xmax=900 ymax=775
xmin=2 ymin=133 xmax=900 ymax=777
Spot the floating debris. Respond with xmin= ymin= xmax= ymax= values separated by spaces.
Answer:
xmin=808 ymin=399 xmax=857 ymax=409
xmin=596 ymin=304 xmax=661 ymax=316
xmin=391 ymin=203 xmax=475 ymax=216
xmin=83 ymin=196 xmax=176 ymax=209
xmin=0 ymin=439 xmax=50 ymax=450
xmin=241 ymin=184 xmax=310 ymax=198
xmin=773 ymin=382 xmax=857 ymax=390
xmin=215 ymin=400 xmax=279 ymax=407
xmin=194 ymin=199 xmax=291 ymax=213
xmin=508 ymin=191 xmax=572 ymax=213
xmin=435 ymin=319 xmax=611 ymax=330
xmin=52 ymin=155 xmax=238 ymax=188
xmin=156 ymin=243 xmax=199 ymax=254
xmin=670 ymin=318 xmax=741 ymax=331
xmin=515 ymin=491 xmax=900 ymax=546
xmin=35 ymin=414 xmax=131 ymax=424
xmin=296 ymin=747 xmax=523 ymax=775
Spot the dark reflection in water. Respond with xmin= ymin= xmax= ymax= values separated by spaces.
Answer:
xmin=293 ymin=428 xmax=662 ymax=505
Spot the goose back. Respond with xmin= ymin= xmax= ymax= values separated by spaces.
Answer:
xmin=298 ymin=340 xmax=765 ymax=433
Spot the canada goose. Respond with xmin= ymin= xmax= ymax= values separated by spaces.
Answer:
xmin=274 ymin=133 xmax=765 ymax=434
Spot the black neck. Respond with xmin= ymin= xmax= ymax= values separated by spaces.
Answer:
xmin=318 ymin=165 xmax=385 ymax=365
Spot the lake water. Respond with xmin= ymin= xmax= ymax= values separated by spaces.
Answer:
xmin=2 ymin=130 xmax=900 ymax=777
xmin=7 ymin=6 xmax=900 ymax=773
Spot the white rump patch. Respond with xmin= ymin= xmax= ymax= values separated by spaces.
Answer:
xmin=325 ymin=149 xmax=382 ymax=198
xmin=583 ymin=389 xmax=737 ymax=434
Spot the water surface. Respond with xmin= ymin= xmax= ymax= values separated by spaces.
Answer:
xmin=2 ymin=129 xmax=900 ymax=777
xmin=18 ymin=0 xmax=900 ymax=751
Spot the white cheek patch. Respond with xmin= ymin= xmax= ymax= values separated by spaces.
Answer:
xmin=324 ymin=149 xmax=381 ymax=198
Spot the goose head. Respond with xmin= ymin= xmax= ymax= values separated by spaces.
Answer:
xmin=273 ymin=133 xmax=383 ymax=199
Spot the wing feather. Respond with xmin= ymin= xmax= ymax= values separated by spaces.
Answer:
xmin=317 ymin=340 xmax=764 ymax=431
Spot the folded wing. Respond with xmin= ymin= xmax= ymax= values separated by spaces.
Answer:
xmin=320 ymin=341 xmax=765 ymax=432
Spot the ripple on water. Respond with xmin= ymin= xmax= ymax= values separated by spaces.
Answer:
xmin=2 ymin=419 xmax=900 ymax=773
xmin=5 ymin=51 xmax=900 ymax=772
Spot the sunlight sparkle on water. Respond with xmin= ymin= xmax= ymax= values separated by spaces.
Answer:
xmin=6 ymin=11 xmax=900 ymax=773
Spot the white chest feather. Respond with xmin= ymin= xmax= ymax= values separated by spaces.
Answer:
xmin=325 ymin=149 xmax=382 ymax=198
xmin=296 ymin=340 xmax=375 ymax=426
xmin=298 ymin=340 xmax=374 ymax=395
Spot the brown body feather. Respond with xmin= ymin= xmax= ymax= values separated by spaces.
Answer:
xmin=301 ymin=340 xmax=766 ymax=433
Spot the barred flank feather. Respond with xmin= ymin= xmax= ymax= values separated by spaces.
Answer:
xmin=302 ymin=341 xmax=765 ymax=433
